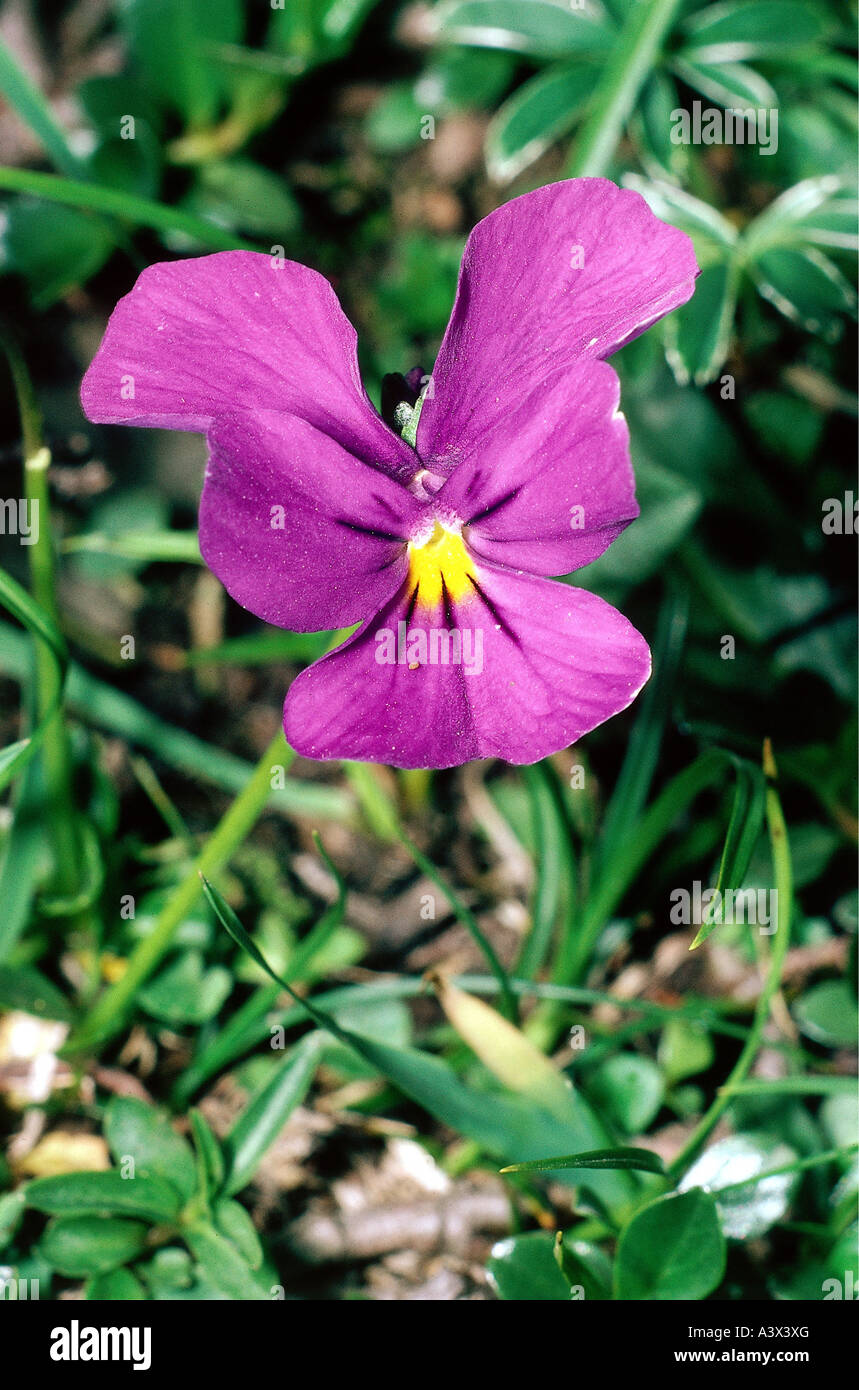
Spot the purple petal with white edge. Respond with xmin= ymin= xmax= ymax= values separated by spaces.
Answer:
xmin=416 ymin=178 xmax=699 ymax=472
xmin=200 ymin=411 xmax=426 ymax=632
xmin=284 ymin=563 xmax=651 ymax=769
xmin=436 ymin=359 xmax=636 ymax=576
xmin=81 ymin=251 xmax=415 ymax=481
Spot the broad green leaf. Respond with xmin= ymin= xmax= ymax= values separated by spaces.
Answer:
xmin=185 ymin=160 xmax=300 ymax=237
xmin=224 ymin=1032 xmax=323 ymax=1195
xmin=753 ymin=246 xmax=857 ymax=338
xmin=671 ymin=56 xmax=776 ymax=109
xmin=138 ymin=949 xmax=231 ymax=1026
xmin=39 ymin=1216 xmax=149 ymax=1277
xmin=214 ymin=1200 xmax=264 ymax=1269
xmin=681 ymin=1 xmax=833 ymax=62
xmin=614 ymin=1189 xmax=726 ymax=1299
xmin=679 ymin=1135 xmax=799 ymax=1239
xmin=500 ymin=1146 xmax=666 ymax=1175
xmin=486 ymin=64 xmax=595 ymax=183
xmin=105 ymin=1097 xmax=197 ymax=1204
xmin=487 ymin=1232 xmax=572 ymax=1301
xmin=85 ymin=1268 xmax=148 ymax=1300
xmin=0 ymin=964 xmax=73 ymax=1022
xmin=633 ymin=70 xmax=689 ymax=181
xmin=436 ymin=0 xmax=616 ymax=58
xmin=659 ymin=1017 xmax=714 ymax=1084
xmin=120 ymin=0 xmax=243 ymax=128
xmin=2 ymin=199 xmax=115 ymax=307
xmin=26 ymin=1170 xmax=182 ymax=1223
xmin=184 ymin=1223 xmax=269 ymax=1300
xmin=585 ymin=1056 xmax=665 ymax=1135
xmin=793 ymin=981 xmax=859 ymax=1048
xmin=665 ymin=259 xmax=740 ymax=386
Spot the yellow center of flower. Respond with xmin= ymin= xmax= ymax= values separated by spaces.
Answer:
xmin=407 ymin=521 xmax=475 ymax=609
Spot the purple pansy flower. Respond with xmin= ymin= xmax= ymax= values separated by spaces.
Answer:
xmin=81 ymin=178 xmax=697 ymax=770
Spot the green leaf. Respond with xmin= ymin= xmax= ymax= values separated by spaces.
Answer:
xmin=742 ymin=390 xmax=825 ymax=465
xmin=26 ymin=1170 xmax=182 ymax=1223
xmin=85 ymin=1268 xmax=148 ymax=1300
xmin=487 ymin=1232 xmax=573 ymax=1301
xmin=190 ymin=1109 xmax=226 ymax=1201
xmin=0 ymin=39 xmax=87 ymax=177
xmin=623 ymin=175 xmax=738 ymax=252
xmin=486 ymin=64 xmax=594 ymax=183
xmin=224 ymin=1032 xmax=323 ymax=1195
xmin=185 ymin=160 xmax=300 ymax=238
xmin=0 ymin=565 xmax=68 ymax=796
xmin=500 ymin=1146 xmax=666 ymax=1175
xmin=575 ymin=455 xmax=702 ymax=593
xmin=690 ymin=759 xmax=767 ymax=949
xmin=614 ymin=1189 xmax=726 ymax=1299
xmin=0 ymin=964 xmax=73 ymax=1022
xmin=214 ymin=1199 xmax=263 ymax=1269
xmin=665 ymin=258 xmax=740 ymax=386
xmin=659 ymin=1017 xmax=715 ymax=1084
xmin=0 ymin=167 xmax=259 ymax=254
xmin=793 ymin=981 xmax=859 ymax=1048
xmin=105 ymin=1097 xmax=197 ymax=1204
xmin=120 ymin=0 xmax=242 ymax=128
xmin=2 ymin=200 xmax=115 ymax=306
xmin=436 ymin=1 xmax=615 ymax=59
xmin=632 ymin=71 xmax=689 ymax=181
xmin=671 ymin=56 xmax=776 ymax=109
xmin=752 ymin=247 xmax=857 ymax=339
xmin=679 ymin=1135 xmax=799 ymax=1239
xmin=138 ymin=949 xmax=232 ymax=1026
xmin=204 ymin=876 xmax=632 ymax=1203
xmin=0 ymin=1189 xmax=27 ymax=1244
xmin=184 ymin=1223 xmax=269 ymax=1300
xmin=585 ymin=1057 xmax=666 ymax=1135
xmin=39 ymin=1216 xmax=149 ymax=1277
xmin=680 ymin=1 xmax=833 ymax=61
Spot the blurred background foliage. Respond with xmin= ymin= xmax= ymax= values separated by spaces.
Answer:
xmin=0 ymin=0 xmax=856 ymax=1303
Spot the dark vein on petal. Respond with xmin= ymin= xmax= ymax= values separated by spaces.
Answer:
xmin=466 ymin=573 xmax=520 ymax=644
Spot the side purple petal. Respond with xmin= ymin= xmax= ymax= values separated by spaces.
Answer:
xmin=283 ymin=564 xmax=651 ymax=769
xmin=200 ymin=411 xmax=426 ymax=632
xmin=81 ymin=250 xmax=415 ymax=480
xmin=435 ymin=359 xmax=636 ymax=573
xmin=416 ymin=178 xmax=699 ymax=471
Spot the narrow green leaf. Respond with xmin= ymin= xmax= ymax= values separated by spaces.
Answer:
xmin=500 ymin=1146 xmax=666 ymax=1176
xmin=690 ymin=757 xmax=767 ymax=948
xmin=223 ymin=1032 xmax=323 ymax=1196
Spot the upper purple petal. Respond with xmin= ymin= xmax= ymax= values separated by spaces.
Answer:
xmin=80 ymin=250 xmax=414 ymax=480
xmin=416 ymin=178 xmax=699 ymax=472
xmin=435 ymin=359 xmax=636 ymax=574
xmin=200 ymin=410 xmax=425 ymax=632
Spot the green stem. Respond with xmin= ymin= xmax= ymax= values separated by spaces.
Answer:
xmin=567 ymin=0 xmax=685 ymax=177
xmin=666 ymin=741 xmax=793 ymax=1181
xmin=66 ymin=730 xmax=292 ymax=1053
xmin=0 ymin=166 xmax=261 ymax=254
xmin=0 ymin=327 xmax=80 ymax=897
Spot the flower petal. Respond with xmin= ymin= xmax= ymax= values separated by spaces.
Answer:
xmin=284 ymin=564 xmax=651 ymax=768
xmin=416 ymin=178 xmax=698 ymax=471
xmin=81 ymin=250 xmax=414 ymax=479
xmin=436 ymin=360 xmax=635 ymax=575
xmin=200 ymin=410 xmax=426 ymax=631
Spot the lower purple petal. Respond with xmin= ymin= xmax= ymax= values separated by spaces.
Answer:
xmin=283 ymin=564 xmax=651 ymax=768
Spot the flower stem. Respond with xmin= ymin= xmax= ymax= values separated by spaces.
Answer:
xmin=0 ymin=324 xmax=80 ymax=898
xmin=66 ymin=730 xmax=292 ymax=1053
xmin=665 ymin=740 xmax=793 ymax=1181
xmin=566 ymin=0 xmax=685 ymax=177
